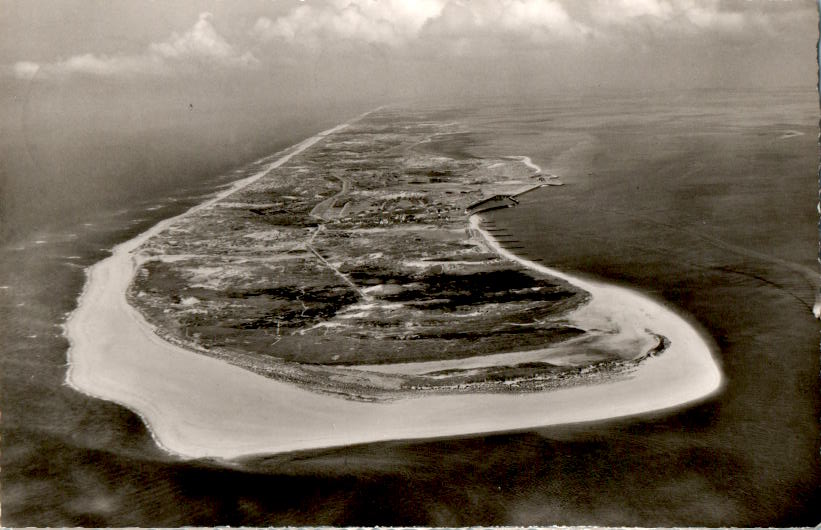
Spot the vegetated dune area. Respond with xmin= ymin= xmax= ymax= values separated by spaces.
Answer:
xmin=65 ymin=108 xmax=722 ymax=459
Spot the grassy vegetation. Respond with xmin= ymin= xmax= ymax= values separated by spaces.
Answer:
xmin=126 ymin=111 xmax=635 ymax=399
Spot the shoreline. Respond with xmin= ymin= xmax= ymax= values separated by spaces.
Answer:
xmin=64 ymin=115 xmax=724 ymax=460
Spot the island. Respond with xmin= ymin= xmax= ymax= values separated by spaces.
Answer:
xmin=65 ymin=108 xmax=723 ymax=458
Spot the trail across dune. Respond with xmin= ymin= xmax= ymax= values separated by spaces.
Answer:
xmin=64 ymin=118 xmax=724 ymax=460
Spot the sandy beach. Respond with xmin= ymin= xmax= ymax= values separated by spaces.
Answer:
xmin=64 ymin=121 xmax=724 ymax=460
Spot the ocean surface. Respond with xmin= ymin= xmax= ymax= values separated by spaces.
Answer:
xmin=1 ymin=89 xmax=819 ymax=526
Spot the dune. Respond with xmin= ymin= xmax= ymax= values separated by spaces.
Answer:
xmin=64 ymin=118 xmax=724 ymax=460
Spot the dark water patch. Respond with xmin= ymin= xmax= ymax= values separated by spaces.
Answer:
xmin=1 ymin=91 xmax=819 ymax=527
xmin=481 ymin=91 xmax=820 ymax=524
xmin=0 ymin=138 xmax=299 ymax=525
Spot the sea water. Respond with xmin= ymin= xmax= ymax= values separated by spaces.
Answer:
xmin=0 ymin=89 xmax=818 ymax=526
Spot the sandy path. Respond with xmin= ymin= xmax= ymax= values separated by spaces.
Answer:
xmin=64 ymin=118 xmax=723 ymax=460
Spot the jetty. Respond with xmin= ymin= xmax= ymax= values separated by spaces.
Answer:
xmin=465 ymin=184 xmax=544 ymax=215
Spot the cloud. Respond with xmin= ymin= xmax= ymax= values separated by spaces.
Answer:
xmin=250 ymin=0 xmax=589 ymax=48
xmin=596 ymin=0 xmax=675 ymax=21
xmin=592 ymin=0 xmax=757 ymax=34
xmin=12 ymin=61 xmax=39 ymax=80
xmin=682 ymin=1 xmax=746 ymax=32
xmin=12 ymin=12 xmax=257 ymax=79
xmin=7 ymin=0 xmax=805 ymax=84
xmin=150 ymin=12 xmax=257 ymax=65
xmin=251 ymin=0 xmax=446 ymax=47
xmin=419 ymin=0 xmax=590 ymax=45
xmin=247 ymin=0 xmax=772 ymax=55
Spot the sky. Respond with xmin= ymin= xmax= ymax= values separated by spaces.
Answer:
xmin=1 ymin=0 xmax=816 ymax=96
